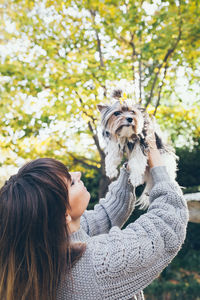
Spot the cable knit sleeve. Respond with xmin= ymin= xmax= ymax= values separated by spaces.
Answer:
xmin=80 ymin=167 xmax=136 ymax=236
xmin=88 ymin=166 xmax=189 ymax=299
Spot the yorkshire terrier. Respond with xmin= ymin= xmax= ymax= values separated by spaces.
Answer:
xmin=98 ymin=90 xmax=177 ymax=208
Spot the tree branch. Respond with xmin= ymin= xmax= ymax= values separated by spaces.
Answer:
xmin=56 ymin=136 xmax=101 ymax=171
xmin=129 ymin=32 xmax=138 ymax=100
xmin=75 ymin=91 xmax=97 ymax=125
xmin=68 ymin=152 xmax=99 ymax=170
xmin=145 ymin=4 xmax=182 ymax=109
xmin=119 ymin=32 xmax=139 ymax=100
xmin=119 ymin=35 xmax=132 ymax=46
xmin=153 ymin=63 xmax=169 ymax=116
xmin=139 ymin=0 xmax=144 ymax=103
xmin=138 ymin=34 xmax=142 ymax=103
xmin=90 ymin=9 xmax=104 ymax=68
xmin=75 ymin=91 xmax=105 ymax=161
xmin=91 ymin=72 xmax=107 ymax=97
xmin=88 ymin=121 xmax=105 ymax=161
xmin=88 ymin=10 xmax=107 ymax=96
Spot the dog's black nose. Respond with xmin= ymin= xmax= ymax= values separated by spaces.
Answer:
xmin=127 ymin=118 xmax=133 ymax=123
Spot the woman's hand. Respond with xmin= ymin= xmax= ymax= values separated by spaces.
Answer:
xmin=146 ymin=121 xmax=163 ymax=169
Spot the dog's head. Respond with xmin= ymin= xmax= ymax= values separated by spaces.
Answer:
xmin=98 ymin=93 xmax=146 ymax=140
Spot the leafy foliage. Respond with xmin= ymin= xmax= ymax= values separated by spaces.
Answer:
xmin=176 ymin=145 xmax=200 ymax=192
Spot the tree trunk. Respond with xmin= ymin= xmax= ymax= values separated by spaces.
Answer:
xmin=98 ymin=172 xmax=111 ymax=199
xmin=98 ymin=159 xmax=111 ymax=199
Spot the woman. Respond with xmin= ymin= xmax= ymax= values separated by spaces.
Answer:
xmin=0 ymin=133 xmax=188 ymax=300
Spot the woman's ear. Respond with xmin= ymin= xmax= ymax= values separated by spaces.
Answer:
xmin=65 ymin=213 xmax=72 ymax=224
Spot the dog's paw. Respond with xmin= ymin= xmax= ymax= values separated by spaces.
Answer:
xmin=106 ymin=168 xmax=119 ymax=179
xmin=136 ymin=193 xmax=150 ymax=209
xmin=129 ymin=173 xmax=144 ymax=187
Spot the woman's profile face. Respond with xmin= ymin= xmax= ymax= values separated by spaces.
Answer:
xmin=67 ymin=172 xmax=90 ymax=220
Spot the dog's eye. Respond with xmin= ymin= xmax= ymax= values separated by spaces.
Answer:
xmin=131 ymin=111 xmax=136 ymax=114
xmin=105 ymin=131 xmax=110 ymax=137
xmin=114 ymin=111 xmax=121 ymax=116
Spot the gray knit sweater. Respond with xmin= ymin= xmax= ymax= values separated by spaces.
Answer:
xmin=57 ymin=166 xmax=188 ymax=300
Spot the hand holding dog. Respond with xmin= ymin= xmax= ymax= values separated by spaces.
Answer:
xmin=146 ymin=122 xmax=163 ymax=169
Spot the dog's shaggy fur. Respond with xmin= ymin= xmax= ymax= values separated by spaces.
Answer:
xmin=98 ymin=90 xmax=177 ymax=208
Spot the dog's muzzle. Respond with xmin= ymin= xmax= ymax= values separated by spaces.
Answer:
xmin=115 ymin=123 xmax=135 ymax=137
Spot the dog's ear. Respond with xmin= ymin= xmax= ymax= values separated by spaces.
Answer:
xmin=135 ymin=104 xmax=145 ymax=113
xmin=139 ymin=107 xmax=146 ymax=113
xmin=97 ymin=104 xmax=108 ymax=112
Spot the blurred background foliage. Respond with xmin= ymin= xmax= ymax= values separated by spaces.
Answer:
xmin=0 ymin=0 xmax=200 ymax=298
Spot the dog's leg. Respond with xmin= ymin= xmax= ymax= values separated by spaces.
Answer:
xmin=128 ymin=143 xmax=148 ymax=187
xmin=160 ymin=151 xmax=177 ymax=180
xmin=136 ymin=151 xmax=177 ymax=209
xmin=105 ymin=140 xmax=122 ymax=178
xmin=136 ymin=169 xmax=153 ymax=209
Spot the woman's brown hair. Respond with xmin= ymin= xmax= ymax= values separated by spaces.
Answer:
xmin=0 ymin=158 xmax=86 ymax=300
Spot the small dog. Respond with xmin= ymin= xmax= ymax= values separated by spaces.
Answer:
xmin=98 ymin=90 xmax=177 ymax=208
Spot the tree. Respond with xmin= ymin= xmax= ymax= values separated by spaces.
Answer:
xmin=0 ymin=0 xmax=200 ymax=196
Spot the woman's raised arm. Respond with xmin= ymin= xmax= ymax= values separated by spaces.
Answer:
xmin=86 ymin=165 xmax=188 ymax=299
xmin=80 ymin=166 xmax=136 ymax=236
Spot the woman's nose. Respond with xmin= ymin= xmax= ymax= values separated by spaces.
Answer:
xmin=69 ymin=171 xmax=81 ymax=182
xmin=75 ymin=172 xmax=81 ymax=181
